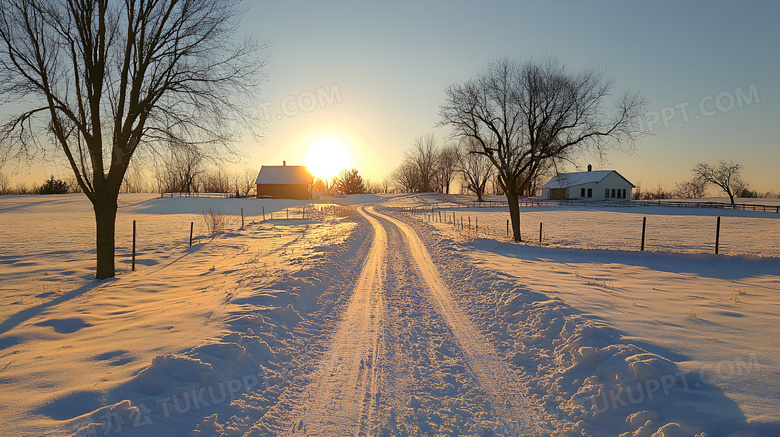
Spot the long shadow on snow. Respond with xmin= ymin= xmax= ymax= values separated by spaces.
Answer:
xmin=383 ymin=207 xmax=780 ymax=437
xmin=37 ymin=212 xmax=375 ymax=435
xmin=0 ymin=280 xmax=105 ymax=338
xmin=470 ymin=239 xmax=780 ymax=281
xmin=0 ymin=241 xmax=211 ymax=340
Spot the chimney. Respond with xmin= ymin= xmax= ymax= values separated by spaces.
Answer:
xmin=283 ymin=161 xmax=286 ymax=166
xmin=587 ymin=164 xmax=592 ymax=172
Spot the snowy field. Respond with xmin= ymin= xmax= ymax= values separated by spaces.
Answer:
xmin=395 ymin=196 xmax=780 ymax=257
xmin=391 ymin=194 xmax=780 ymax=432
xmin=0 ymin=193 xmax=778 ymax=436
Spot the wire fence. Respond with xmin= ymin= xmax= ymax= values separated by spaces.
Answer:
xmin=441 ymin=197 xmax=780 ymax=214
xmin=159 ymin=192 xmax=254 ymax=199
xmin=397 ymin=205 xmax=780 ymax=258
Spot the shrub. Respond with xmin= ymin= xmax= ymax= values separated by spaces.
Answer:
xmin=202 ymin=209 xmax=228 ymax=237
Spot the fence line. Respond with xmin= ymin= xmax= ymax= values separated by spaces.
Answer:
xmin=397 ymin=206 xmax=761 ymax=256
xmin=159 ymin=192 xmax=252 ymax=199
xmin=441 ymin=197 xmax=780 ymax=214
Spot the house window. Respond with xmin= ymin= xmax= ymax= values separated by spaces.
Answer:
xmin=611 ymin=189 xmax=616 ymax=198
xmin=581 ymin=188 xmax=586 ymax=198
xmin=623 ymin=189 xmax=627 ymax=199
xmin=605 ymin=188 xmax=610 ymax=198
xmin=587 ymin=188 xmax=592 ymax=197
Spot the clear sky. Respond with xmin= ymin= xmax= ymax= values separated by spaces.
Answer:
xmin=6 ymin=1 xmax=780 ymax=193
xmin=239 ymin=0 xmax=780 ymax=193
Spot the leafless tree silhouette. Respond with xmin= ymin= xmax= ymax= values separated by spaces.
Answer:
xmin=435 ymin=144 xmax=460 ymax=195
xmin=440 ymin=58 xmax=645 ymax=241
xmin=458 ymin=140 xmax=493 ymax=202
xmin=0 ymin=0 xmax=264 ymax=278
xmin=693 ymin=160 xmax=746 ymax=205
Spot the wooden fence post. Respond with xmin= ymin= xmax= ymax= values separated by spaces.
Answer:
xmin=539 ymin=222 xmax=543 ymax=245
xmin=715 ymin=216 xmax=721 ymax=254
xmin=262 ymin=206 xmax=265 ymax=221
xmin=132 ymin=220 xmax=136 ymax=271
xmin=241 ymin=208 xmax=244 ymax=229
xmin=641 ymin=217 xmax=646 ymax=251
xmin=189 ymin=222 xmax=193 ymax=247
xmin=506 ymin=219 xmax=509 ymax=238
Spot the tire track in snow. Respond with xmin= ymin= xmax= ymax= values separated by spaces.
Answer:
xmin=283 ymin=208 xmax=386 ymax=436
xmin=370 ymin=207 xmax=549 ymax=436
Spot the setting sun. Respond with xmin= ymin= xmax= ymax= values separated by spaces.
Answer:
xmin=305 ymin=139 xmax=351 ymax=181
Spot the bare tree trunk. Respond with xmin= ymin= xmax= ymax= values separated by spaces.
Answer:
xmin=506 ymin=186 xmax=522 ymax=241
xmin=94 ymin=194 xmax=118 ymax=279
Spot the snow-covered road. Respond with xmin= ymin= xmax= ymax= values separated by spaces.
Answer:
xmin=269 ymin=206 xmax=556 ymax=435
xmin=282 ymin=208 xmax=387 ymax=436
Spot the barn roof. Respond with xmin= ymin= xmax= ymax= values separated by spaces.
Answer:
xmin=541 ymin=170 xmax=635 ymax=189
xmin=255 ymin=165 xmax=313 ymax=185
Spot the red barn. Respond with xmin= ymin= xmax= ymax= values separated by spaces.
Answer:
xmin=255 ymin=162 xmax=313 ymax=199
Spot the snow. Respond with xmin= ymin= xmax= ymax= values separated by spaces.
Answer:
xmin=406 ymin=202 xmax=780 ymax=257
xmin=540 ymin=170 xmax=616 ymax=189
xmin=394 ymin=194 xmax=779 ymax=435
xmin=128 ymin=195 xmax=312 ymax=216
xmin=1 ymin=192 xmax=778 ymax=436
xmin=0 ymin=194 xmax=362 ymax=436
xmin=254 ymin=165 xmax=312 ymax=185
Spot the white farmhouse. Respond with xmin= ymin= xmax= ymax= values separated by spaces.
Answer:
xmin=540 ymin=167 xmax=635 ymax=200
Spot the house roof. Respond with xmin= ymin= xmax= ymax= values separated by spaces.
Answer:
xmin=255 ymin=165 xmax=313 ymax=185
xmin=541 ymin=170 xmax=635 ymax=189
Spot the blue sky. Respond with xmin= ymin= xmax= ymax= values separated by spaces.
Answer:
xmin=241 ymin=1 xmax=779 ymax=192
xmin=5 ymin=1 xmax=779 ymax=193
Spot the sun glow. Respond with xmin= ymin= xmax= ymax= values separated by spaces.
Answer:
xmin=305 ymin=139 xmax=352 ymax=181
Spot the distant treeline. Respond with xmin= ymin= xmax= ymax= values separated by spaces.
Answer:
xmin=0 ymin=174 xmax=85 ymax=195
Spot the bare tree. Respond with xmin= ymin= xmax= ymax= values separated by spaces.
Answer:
xmin=121 ymin=157 xmax=148 ymax=193
xmin=0 ymin=0 xmax=262 ymax=278
xmin=238 ymin=168 xmax=256 ymax=197
xmin=392 ymin=134 xmax=441 ymax=193
xmin=380 ymin=176 xmax=392 ymax=194
xmin=332 ymin=168 xmax=366 ymax=195
xmin=155 ymin=147 xmax=203 ymax=193
xmin=407 ymin=134 xmax=439 ymax=192
xmin=363 ymin=180 xmax=379 ymax=194
xmin=436 ymin=144 xmax=460 ymax=194
xmin=648 ymin=183 xmax=672 ymax=200
xmin=0 ymin=171 xmax=9 ymax=194
xmin=693 ymin=160 xmax=745 ymax=206
xmin=392 ymin=160 xmax=420 ymax=193
xmin=675 ymin=179 xmax=706 ymax=199
xmin=12 ymin=182 xmax=30 ymax=194
xmin=440 ymin=58 xmax=645 ymax=241
xmin=458 ymin=140 xmax=493 ymax=201
xmin=200 ymin=169 xmax=230 ymax=193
